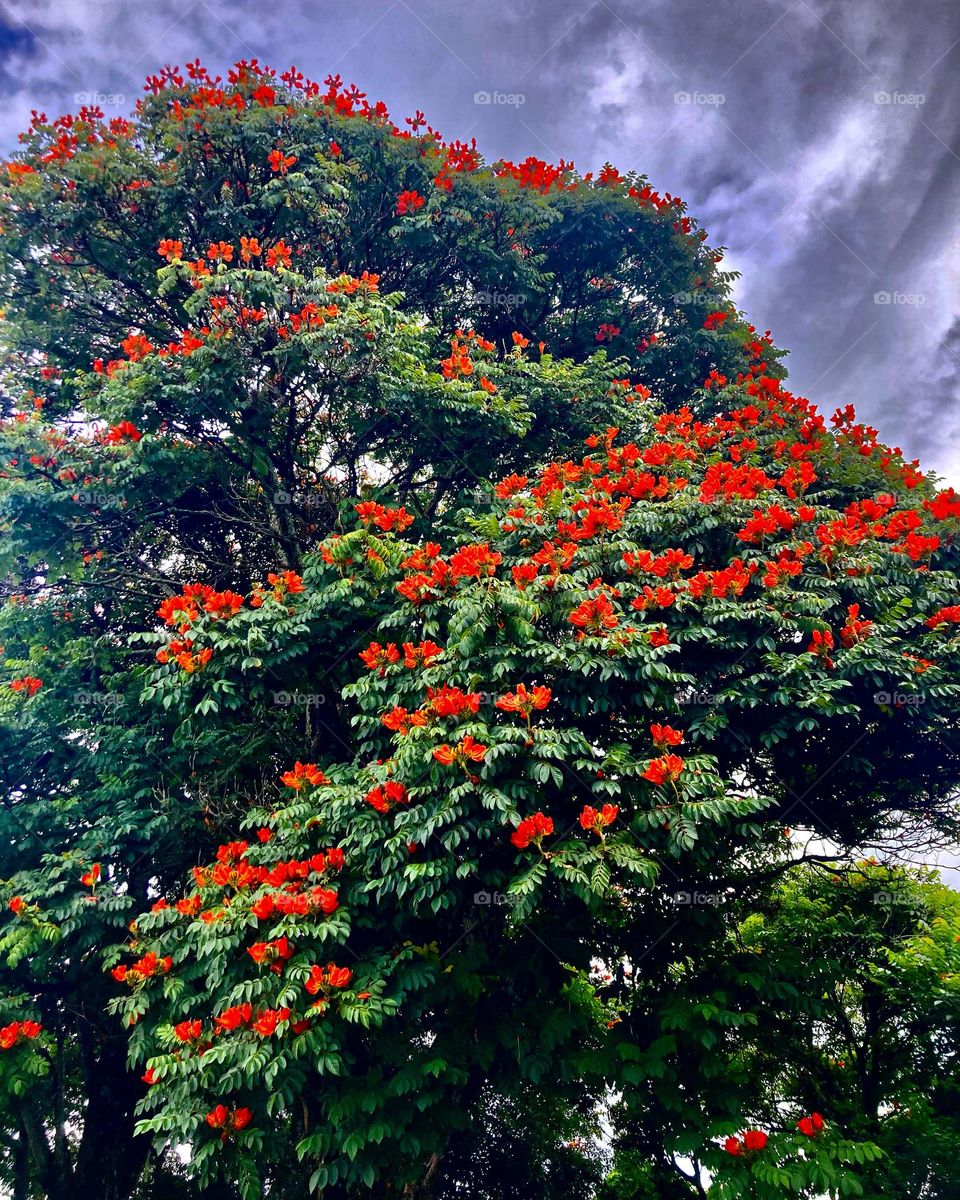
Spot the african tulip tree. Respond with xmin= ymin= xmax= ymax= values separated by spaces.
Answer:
xmin=0 ymin=56 xmax=958 ymax=1200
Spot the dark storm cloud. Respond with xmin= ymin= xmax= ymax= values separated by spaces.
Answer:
xmin=0 ymin=0 xmax=958 ymax=478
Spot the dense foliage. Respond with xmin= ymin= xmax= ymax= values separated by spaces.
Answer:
xmin=0 ymin=57 xmax=957 ymax=1200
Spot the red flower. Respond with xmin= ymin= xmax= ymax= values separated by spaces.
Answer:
xmin=495 ymin=684 xmax=552 ymax=720
xmin=268 ymin=148 xmax=297 ymax=175
xmin=280 ymin=762 xmax=327 ymax=790
xmin=251 ymin=1007 xmax=290 ymax=1037
xmin=743 ymin=1129 xmax=768 ymax=1152
xmin=402 ymin=640 xmax=443 ymax=668
xmin=80 ymin=863 xmax=101 ymax=888
xmin=355 ymin=501 xmax=415 ymax=533
xmin=252 ymin=84 xmax=276 ymax=106
xmin=797 ymin=1112 xmax=825 ymax=1137
xmin=724 ymin=1136 xmax=742 ymax=1156
xmin=8 ymin=897 xmax=25 ymax=915
xmin=266 ymin=239 xmax=292 ymax=270
xmin=926 ymin=605 xmax=960 ymax=629
xmin=424 ymin=684 xmax=481 ymax=719
xmin=643 ymin=754 xmax=684 ymax=785
xmin=305 ymin=962 xmax=353 ymax=994
xmin=203 ymin=590 xmax=244 ymax=620
xmin=703 ymin=310 xmax=729 ymax=331
xmin=205 ymin=1104 xmax=253 ymax=1140
xmin=650 ymin=723 xmax=683 ymax=748
xmin=214 ymin=1003 xmax=252 ymax=1033
xmin=840 ymin=603 xmax=873 ymax=647
xmin=579 ymin=804 xmax=619 ymax=834
xmin=568 ymin=594 xmax=619 ymax=634
xmin=807 ymin=628 xmax=835 ymax=669
xmin=511 ymin=811 xmax=554 ymax=849
xmin=173 ymin=1019 xmax=203 ymax=1043
xmin=364 ymin=781 xmax=408 ymax=813
xmin=382 ymin=706 xmax=429 ymax=735
xmin=595 ymin=323 xmax=621 ymax=342
xmin=360 ymin=641 xmax=400 ymax=671
xmin=433 ymin=735 xmax=487 ymax=769
xmin=0 ymin=1021 xmax=41 ymax=1050
xmin=266 ymin=570 xmax=304 ymax=597
xmin=396 ymin=189 xmax=426 ymax=215
xmin=247 ymin=936 xmax=293 ymax=973
xmin=9 ymin=676 xmax=42 ymax=697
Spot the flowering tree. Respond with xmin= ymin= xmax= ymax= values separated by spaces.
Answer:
xmin=0 ymin=57 xmax=958 ymax=1200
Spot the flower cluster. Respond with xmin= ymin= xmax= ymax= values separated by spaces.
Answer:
xmin=0 ymin=1020 xmax=41 ymax=1050
xmin=511 ymin=812 xmax=554 ymax=850
xmin=205 ymin=1105 xmax=253 ymax=1142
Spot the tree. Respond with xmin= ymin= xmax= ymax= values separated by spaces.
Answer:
xmin=0 ymin=56 xmax=957 ymax=1200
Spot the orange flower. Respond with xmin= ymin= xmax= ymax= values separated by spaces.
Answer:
xmin=280 ymin=762 xmax=327 ymax=790
xmin=579 ymin=804 xmax=619 ymax=834
xmin=9 ymin=676 xmax=41 ymax=697
xmin=268 ymin=148 xmax=297 ymax=175
xmin=642 ymin=755 xmax=684 ymax=785
xmin=266 ymin=239 xmax=292 ymax=270
xmin=650 ymin=723 xmax=683 ymax=748
xmin=495 ymin=684 xmax=551 ymax=720
xmin=80 ymin=863 xmax=101 ymax=888
xmin=433 ymin=735 xmax=487 ymax=769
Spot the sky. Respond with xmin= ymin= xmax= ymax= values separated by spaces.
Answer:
xmin=0 ymin=0 xmax=959 ymax=483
